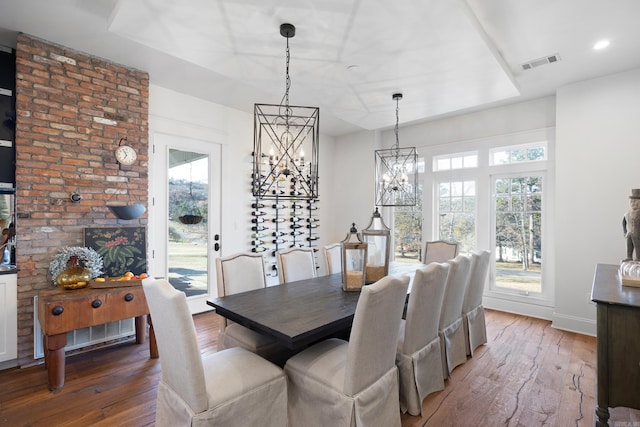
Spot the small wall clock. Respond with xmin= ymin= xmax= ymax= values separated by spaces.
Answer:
xmin=115 ymin=137 xmax=137 ymax=165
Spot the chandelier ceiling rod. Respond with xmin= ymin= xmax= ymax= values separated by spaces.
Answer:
xmin=280 ymin=23 xmax=295 ymax=113
xmin=393 ymin=92 xmax=402 ymax=150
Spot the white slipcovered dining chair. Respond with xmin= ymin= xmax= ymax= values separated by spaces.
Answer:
xmin=438 ymin=254 xmax=471 ymax=379
xmin=396 ymin=262 xmax=449 ymax=416
xmin=142 ymin=278 xmax=287 ymax=427
xmin=276 ymin=247 xmax=316 ymax=284
xmin=462 ymin=249 xmax=491 ymax=356
xmin=284 ymin=275 xmax=410 ymax=427
xmin=215 ymin=252 xmax=291 ymax=365
xmin=423 ymin=240 xmax=459 ymax=264
xmin=323 ymin=243 xmax=342 ymax=274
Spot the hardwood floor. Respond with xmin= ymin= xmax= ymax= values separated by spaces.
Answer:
xmin=0 ymin=309 xmax=638 ymax=426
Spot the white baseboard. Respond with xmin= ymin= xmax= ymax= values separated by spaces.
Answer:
xmin=484 ymin=295 xmax=596 ymax=337
xmin=551 ymin=312 xmax=596 ymax=337
xmin=484 ymin=295 xmax=554 ymax=320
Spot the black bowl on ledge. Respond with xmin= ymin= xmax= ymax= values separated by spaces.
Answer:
xmin=108 ymin=204 xmax=146 ymax=220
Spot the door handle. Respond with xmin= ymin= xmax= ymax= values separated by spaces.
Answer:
xmin=214 ymin=242 xmax=220 ymax=252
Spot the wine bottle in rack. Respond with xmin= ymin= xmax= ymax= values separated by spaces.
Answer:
xmin=306 ymin=217 xmax=320 ymax=222
xmin=291 ymin=203 xmax=304 ymax=210
xmin=252 ymin=225 xmax=268 ymax=232
xmin=272 ymin=218 xmax=286 ymax=223
xmin=290 ymin=211 xmax=304 ymax=216
xmin=272 ymin=204 xmax=286 ymax=209
xmin=306 ymin=223 xmax=320 ymax=229
xmin=290 ymin=224 xmax=303 ymax=229
xmin=251 ymin=217 xmax=265 ymax=223
xmin=290 ymin=230 xmax=304 ymax=236
xmin=252 ymin=239 xmax=265 ymax=246
xmin=251 ymin=202 xmax=265 ymax=209
xmin=272 ymin=238 xmax=286 ymax=245
xmin=290 ymin=217 xmax=302 ymax=222
xmin=272 ymin=231 xmax=286 ymax=237
xmin=272 ymin=189 xmax=285 ymax=195
xmin=252 ymin=211 xmax=267 ymax=216
xmin=251 ymin=246 xmax=268 ymax=253
xmin=306 ymin=236 xmax=320 ymax=241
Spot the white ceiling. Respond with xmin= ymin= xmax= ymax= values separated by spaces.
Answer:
xmin=0 ymin=0 xmax=639 ymax=137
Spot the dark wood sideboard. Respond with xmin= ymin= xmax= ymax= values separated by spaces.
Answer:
xmin=38 ymin=284 xmax=158 ymax=391
xmin=591 ymin=263 xmax=640 ymax=426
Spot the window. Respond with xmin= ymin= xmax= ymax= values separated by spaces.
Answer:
xmin=424 ymin=129 xmax=554 ymax=309
xmin=393 ymin=156 xmax=424 ymax=263
xmin=493 ymin=175 xmax=542 ymax=293
xmin=437 ymin=180 xmax=476 ymax=254
xmin=433 ymin=152 xmax=478 ymax=171
xmin=490 ymin=143 xmax=546 ymax=165
xmin=393 ymin=184 xmax=423 ymax=263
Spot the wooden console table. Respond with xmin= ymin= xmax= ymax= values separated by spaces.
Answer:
xmin=38 ymin=284 xmax=158 ymax=391
xmin=591 ymin=263 xmax=640 ymax=426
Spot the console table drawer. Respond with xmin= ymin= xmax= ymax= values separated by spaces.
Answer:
xmin=38 ymin=287 xmax=148 ymax=335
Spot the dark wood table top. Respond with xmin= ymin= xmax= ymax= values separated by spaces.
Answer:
xmin=591 ymin=263 xmax=640 ymax=307
xmin=207 ymin=273 xmax=361 ymax=350
xmin=206 ymin=262 xmax=425 ymax=350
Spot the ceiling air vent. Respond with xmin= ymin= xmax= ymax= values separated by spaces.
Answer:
xmin=521 ymin=53 xmax=561 ymax=70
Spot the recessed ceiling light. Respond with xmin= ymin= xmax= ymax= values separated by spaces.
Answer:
xmin=593 ymin=40 xmax=610 ymax=50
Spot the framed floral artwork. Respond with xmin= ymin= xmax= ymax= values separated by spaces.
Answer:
xmin=84 ymin=226 xmax=147 ymax=277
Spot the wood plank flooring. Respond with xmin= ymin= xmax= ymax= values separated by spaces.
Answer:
xmin=0 ymin=309 xmax=638 ymax=426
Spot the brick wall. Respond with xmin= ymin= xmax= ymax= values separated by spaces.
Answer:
xmin=14 ymin=34 xmax=149 ymax=367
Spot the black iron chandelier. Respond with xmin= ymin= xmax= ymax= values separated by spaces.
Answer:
xmin=374 ymin=93 xmax=418 ymax=206
xmin=252 ymin=23 xmax=319 ymax=200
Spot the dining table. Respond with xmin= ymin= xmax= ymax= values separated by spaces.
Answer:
xmin=206 ymin=261 xmax=424 ymax=351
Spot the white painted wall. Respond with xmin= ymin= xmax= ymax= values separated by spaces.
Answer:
xmin=554 ymin=68 xmax=640 ymax=334
xmin=330 ymin=129 xmax=381 ymax=240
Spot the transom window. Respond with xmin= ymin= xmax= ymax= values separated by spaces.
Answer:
xmin=490 ymin=143 xmax=546 ymax=165
xmin=433 ymin=152 xmax=478 ymax=171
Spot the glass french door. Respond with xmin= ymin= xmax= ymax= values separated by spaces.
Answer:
xmin=151 ymin=133 xmax=221 ymax=314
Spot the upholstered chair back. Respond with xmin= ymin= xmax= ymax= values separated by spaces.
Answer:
xmin=462 ymin=250 xmax=491 ymax=314
xmin=439 ymin=255 xmax=471 ymax=328
xmin=424 ymin=240 xmax=459 ymax=264
xmin=216 ymin=252 xmax=267 ymax=297
xmin=323 ymin=243 xmax=342 ymax=274
xmin=276 ymin=247 xmax=316 ymax=284
xmin=403 ymin=262 xmax=449 ymax=354
xmin=344 ymin=275 xmax=410 ymax=395
xmin=142 ymin=278 xmax=208 ymax=414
